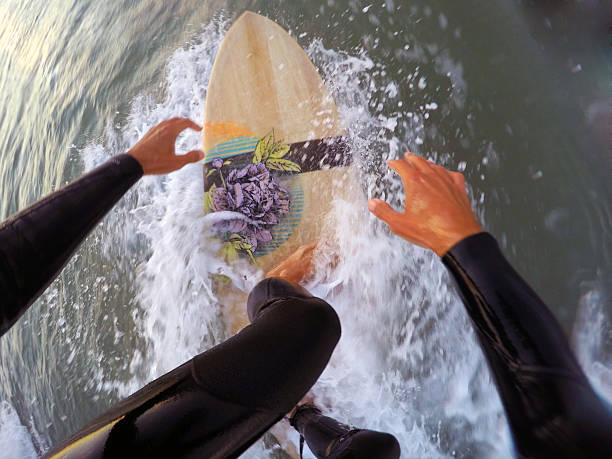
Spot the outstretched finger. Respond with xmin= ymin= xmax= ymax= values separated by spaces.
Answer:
xmin=368 ymin=198 xmax=401 ymax=224
xmin=167 ymin=118 xmax=203 ymax=138
xmin=300 ymin=242 xmax=317 ymax=252
xmin=178 ymin=149 xmax=205 ymax=167
xmin=388 ymin=159 xmax=419 ymax=191
xmin=388 ymin=158 xmax=418 ymax=179
xmin=404 ymin=152 xmax=433 ymax=173
xmin=449 ymin=171 xmax=466 ymax=193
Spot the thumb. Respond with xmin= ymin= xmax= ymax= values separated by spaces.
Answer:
xmin=368 ymin=198 xmax=399 ymax=223
xmin=180 ymin=149 xmax=204 ymax=166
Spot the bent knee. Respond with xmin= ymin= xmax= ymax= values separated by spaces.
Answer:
xmin=261 ymin=295 xmax=341 ymax=370
xmin=247 ymin=277 xmax=313 ymax=321
xmin=298 ymin=297 xmax=341 ymax=346
xmin=248 ymin=277 xmax=341 ymax=347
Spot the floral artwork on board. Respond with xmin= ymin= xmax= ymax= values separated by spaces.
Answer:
xmin=205 ymin=131 xmax=301 ymax=262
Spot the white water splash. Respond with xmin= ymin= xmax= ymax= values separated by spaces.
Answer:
xmin=74 ymin=16 xmax=610 ymax=459
xmin=0 ymin=401 xmax=37 ymax=457
xmin=573 ymin=285 xmax=612 ymax=403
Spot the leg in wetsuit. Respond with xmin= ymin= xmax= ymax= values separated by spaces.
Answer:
xmin=45 ymin=277 xmax=401 ymax=458
xmin=290 ymin=404 xmax=400 ymax=459
xmin=45 ymin=278 xmax=341 ymax=458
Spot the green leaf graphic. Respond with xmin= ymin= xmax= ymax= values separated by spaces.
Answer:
xmin=221 ymin=242 xmax=239 ymax=262
xmin=266 ymin=158 xmax=302 ymax=172
xmin=222 ymin=234 xmax=257 ymax=263
xmin=253 ymin=132 xmax=273 ymax=163
xmin=268 ymin=144 xmax=290 ymax=159
xmin=205 ymin=184 xmax=217 ymax=212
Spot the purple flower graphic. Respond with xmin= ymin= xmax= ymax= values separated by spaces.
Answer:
xmin=211 ymin=158 xmax=224 ymax=169
xmin=211 ymin=162 xmax=290 ymax=252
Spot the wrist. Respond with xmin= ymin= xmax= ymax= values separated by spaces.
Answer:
xmin=126 ymin=149 xmax=147 ymax=173
xmin=434 ymin=225 xmax=484 ymax=257
xmin=122 ymin=151 xmax=145 ymax=175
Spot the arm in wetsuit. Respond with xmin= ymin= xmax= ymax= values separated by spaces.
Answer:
xmin=0 ymin=154 xmax=143 ymax=336
xmin=369 ymin=153 xmax=612 ymax=458
xmin=0 ymin=118 xmax=203 ymax=337
xmin=443 ymin=232 xmax=612 ymax=458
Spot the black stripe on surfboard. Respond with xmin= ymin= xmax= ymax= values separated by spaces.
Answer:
xmin=204 ymin=136 xmax=351 ymax=187
xmin=287 ymin=136 xmax=351 ymax=172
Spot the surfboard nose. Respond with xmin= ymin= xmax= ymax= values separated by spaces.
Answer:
xmin=236 ymin=10 xmax=271 ymax=27
xmin=203 ymin=10 xmax=344 ymax=149
xmin=238 ymin=11 xmax=258 ymax=20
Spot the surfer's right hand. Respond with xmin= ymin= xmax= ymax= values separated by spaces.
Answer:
xmin=127 ymin=118 xmax=204 ymax=175
xmin=367 ymin=152 xmax=483 ymax=256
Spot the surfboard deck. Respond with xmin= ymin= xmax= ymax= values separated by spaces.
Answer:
xmin=203 ymin=11 xmax=351 ymax=333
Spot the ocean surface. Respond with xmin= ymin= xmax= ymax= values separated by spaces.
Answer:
xmin=0 ymin=1 xmax=610 ymax=457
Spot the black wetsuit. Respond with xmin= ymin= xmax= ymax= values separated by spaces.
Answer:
xmin=0 ymin=155 xmax=610 ymax=458
xmin=45 ymin=277 xmax=341 ymax=458
xmin=443 ymin=234 xmax=612 ymax=458
xmin=289 ymin=404 xmax=401 ymax=459
xmin=0 ymin=155 xmax=143 ymax=336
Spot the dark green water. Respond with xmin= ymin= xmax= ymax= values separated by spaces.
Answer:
xmin=0 ymin=1 xmax=609 ymax=457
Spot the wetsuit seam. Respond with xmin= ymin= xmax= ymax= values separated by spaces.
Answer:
xmin=443 ymin=252 xmax=520 ymax=363
xmin=442 ymin=233 xmax=612 ymax=457
xmin=327 ymin=429 xmax=361 ymax=456
xmin=443 ymin=246 xmax=590 ymax=388
xmin=254 ymin=296 xmax=309 ymax=318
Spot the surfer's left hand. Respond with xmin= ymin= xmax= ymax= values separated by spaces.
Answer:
xmin=127 ymin=118 xmax=204 ymax=175
xmin=265 ymin=243 xmax=317 ymax=286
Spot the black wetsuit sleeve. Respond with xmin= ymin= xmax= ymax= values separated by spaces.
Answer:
xmin=442 ymin=232 xmax=612 ymax=458
xmin=0 ymin=154 xmax=143 ymax=337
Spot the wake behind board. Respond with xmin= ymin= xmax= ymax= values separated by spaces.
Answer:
xmin=203 ymin=12 xmax=351 ymax=332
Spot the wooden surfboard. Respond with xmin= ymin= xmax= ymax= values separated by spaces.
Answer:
xmin=203 ymin=11 xmax=351 ymax=332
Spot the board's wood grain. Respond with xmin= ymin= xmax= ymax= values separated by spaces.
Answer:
xmin=203 ymin=11 xmax=344 ymax=151
xmin=203 ymin=12 xmax=351 ymax=333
